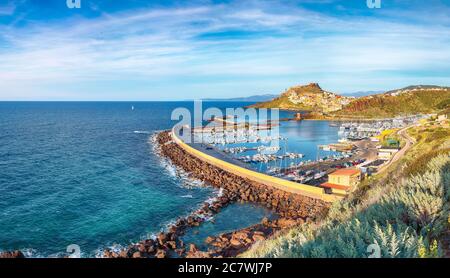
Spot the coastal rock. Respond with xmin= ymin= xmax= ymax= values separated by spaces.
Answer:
xmin=176 ymin=248 xmax=186 ymax=256
xmin=186 ymin=250 xmax=212 ymax=258
xmin=138 ymin=244 xmax=147 ymax=253
xmin=157 ymin=232 xmax=167 ymax=245
xmin=233 ymin=231 xmax=250 ymax=241
xmin=252 ymin=234 xmax=266 ymax=241
xmin=166 ymin=241 xmax=177 ymax=250
xmin=119 ymin=250 xmax=129 ymax=258
xmin=0 ymin=251 xmax=25 ymax=258
xmin=229 ymin=239 xmax=242 ymax=248
xmin=155 ymin=249 xmax=167 ymax=258
xmin=120 ymin=131 xmax=331 ymax=258
xmin=275 ymin=218 xmax=298 ymax=229
xmin=189 ymin=244 xmax=198 ymax=253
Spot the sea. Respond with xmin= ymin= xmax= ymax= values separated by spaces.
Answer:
xmin=0 ymin=101 xmax=339 ymax=257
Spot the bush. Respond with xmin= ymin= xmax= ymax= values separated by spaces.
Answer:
xmin=244 ymin=154 xmax=450 ymax=258
xmin=404 ymin=148 xmax=450 ymax=177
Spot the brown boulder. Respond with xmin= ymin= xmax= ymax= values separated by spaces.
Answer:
xmin=189 ymin=244 xmax=198 ymax=253
xmin=103 ymin=249 xmax=114 ymax=258
xmin=205 ymin=236 xmax=215 ymax=244
xmin=276 ymin=218 xmax=298 ymax=229
xmin=166 ymin=241 xmax=177 ymax=250
xmin=230 ymin=239 xmax=242 ymax=247
xmin=176 ymin=248 xmax=186 ymax=256
xmin=155 ymin=249 xmax=167 ymax=258
xmin=0 ymin=251 xmax=25 ymax=258
xmin=119 ymin=250 xmax=129 ymax=258
xmin=186 ymin=250 xmax=212 ymax=258
xmin=252 ymin=234 xmax=266 ymax=241
xmin=157 ymin=232 xmax=167 ymax=245
xmin=138 ymin=244 xmax=146 ymax=253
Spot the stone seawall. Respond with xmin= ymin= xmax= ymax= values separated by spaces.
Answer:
xmin=103 ymin=131 xmax=329 ymax=258
xmin=161 ymin=131 xmax=328 ymax=218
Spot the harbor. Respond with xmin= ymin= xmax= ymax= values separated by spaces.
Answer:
xmin=181 ymin=113 xmax=429 ymax=193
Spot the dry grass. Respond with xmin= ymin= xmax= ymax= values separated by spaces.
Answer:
xmin=242 ymin=125 xmax=450 ymax=258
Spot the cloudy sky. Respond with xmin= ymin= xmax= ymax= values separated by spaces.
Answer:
xmin=0 ymin=0 xmax=449 ymax=100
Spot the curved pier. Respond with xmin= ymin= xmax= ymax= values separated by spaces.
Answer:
xmin=171 ymin=128 xmax=337 ymax=203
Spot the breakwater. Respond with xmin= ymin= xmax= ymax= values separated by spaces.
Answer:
xmin=103 ymin=131 xmax=329 ymax=258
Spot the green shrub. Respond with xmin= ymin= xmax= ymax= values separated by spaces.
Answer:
xmin=244 ymin=154 xmax=450 ymax=258
xmin=404 ymin=148 xmax=450 ymax=177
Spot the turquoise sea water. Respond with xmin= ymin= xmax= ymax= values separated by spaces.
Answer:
xmin=0 ymin=102 xmax=337 ymax=257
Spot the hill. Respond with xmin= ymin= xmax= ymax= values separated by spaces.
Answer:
xmin=251 ymin=83 xmax=450 ymax=118
xmin=333 ymin=85 xmax=450 ymax=118
xmin=251 ymin=83 xmax=354 ymax=113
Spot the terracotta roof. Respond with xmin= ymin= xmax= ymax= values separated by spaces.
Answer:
xmin=329 ymin=168 xmax=360 ymax=176
xmin=320 ymin=182 xmax=351 ymax=190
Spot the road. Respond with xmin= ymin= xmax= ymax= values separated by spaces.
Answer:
xmin=377 ymin=125 xmax=416 ymax=174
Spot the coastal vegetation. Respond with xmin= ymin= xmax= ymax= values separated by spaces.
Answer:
xmin=243 ymin=125 xmax=450 ymax=258
xmin=252 ymin=84 xmax=450 ymax=119
xmin=334 ymin=87 xmax=450 ymax=118
xmin=377 ymin=129 xmax=401 ymax=147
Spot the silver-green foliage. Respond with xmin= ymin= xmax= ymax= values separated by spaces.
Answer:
xmin=244 ymin=154 xmax=449 ymax=258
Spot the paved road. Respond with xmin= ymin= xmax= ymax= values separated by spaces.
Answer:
xmin=377 ymin=125 xmax=416 ymax=174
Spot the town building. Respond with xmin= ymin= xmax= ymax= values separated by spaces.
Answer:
xmin=320 ymin=168 xmax=361 ymax=196
xmin=437 ymin=114 xmax=448 ymax=122
xmin=378 ymin=146 xmax=400 ymax=160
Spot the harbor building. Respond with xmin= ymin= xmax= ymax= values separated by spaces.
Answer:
xmin=320 ymin=168 xmax=361 ymax=196
xmin=378 ymin=146 xmax=400 ymax=160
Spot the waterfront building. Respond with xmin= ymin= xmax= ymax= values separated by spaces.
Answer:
xmin=320 ymin=168 xmax=361 ymax=196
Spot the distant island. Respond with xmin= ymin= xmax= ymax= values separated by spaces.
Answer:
xmin=250 ymin=83 xmax=450 ymax=119
xmin=201 ymin=94 xmax=278 ymax=102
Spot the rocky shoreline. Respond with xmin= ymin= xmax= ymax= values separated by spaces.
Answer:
xmin=102 ymin=131 xmax=329 ymax=258
xmin=0 ymin=251 xmax=25 ymax=258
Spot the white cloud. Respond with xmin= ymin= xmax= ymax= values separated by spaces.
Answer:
xmin=0 ymin=1 xmax=449 ymax=100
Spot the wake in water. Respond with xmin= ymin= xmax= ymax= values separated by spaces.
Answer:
xmin=133 ymin=130 xmax=152 ymax=134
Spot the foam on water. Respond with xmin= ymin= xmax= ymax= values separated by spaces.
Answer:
xmin=0 ymin=102 xmax=329 ymax=257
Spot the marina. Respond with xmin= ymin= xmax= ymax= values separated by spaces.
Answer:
xmin=183 ymin=113 xmax=429 ymax=190
xmin=336 ymin=115 xmax=428 ymax=140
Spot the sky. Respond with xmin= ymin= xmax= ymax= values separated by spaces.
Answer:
xmin=0 ymin=0 xmax=449 ymax=100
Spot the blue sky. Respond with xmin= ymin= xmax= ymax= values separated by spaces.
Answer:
xmin=0 ymin=0 xmax=449 ymax=100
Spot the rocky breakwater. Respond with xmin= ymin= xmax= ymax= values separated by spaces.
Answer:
xmin=103 ymin=131 xmax=329 ymax=258
xmin=0 ymin=251 xmax=25 ymax=258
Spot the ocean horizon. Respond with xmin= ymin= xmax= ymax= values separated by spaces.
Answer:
xmin=0 ymin=101 xmax=278 ymax=257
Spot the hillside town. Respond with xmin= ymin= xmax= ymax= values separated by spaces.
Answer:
xmin=284 ymin=83 xmax=354 ymax=112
